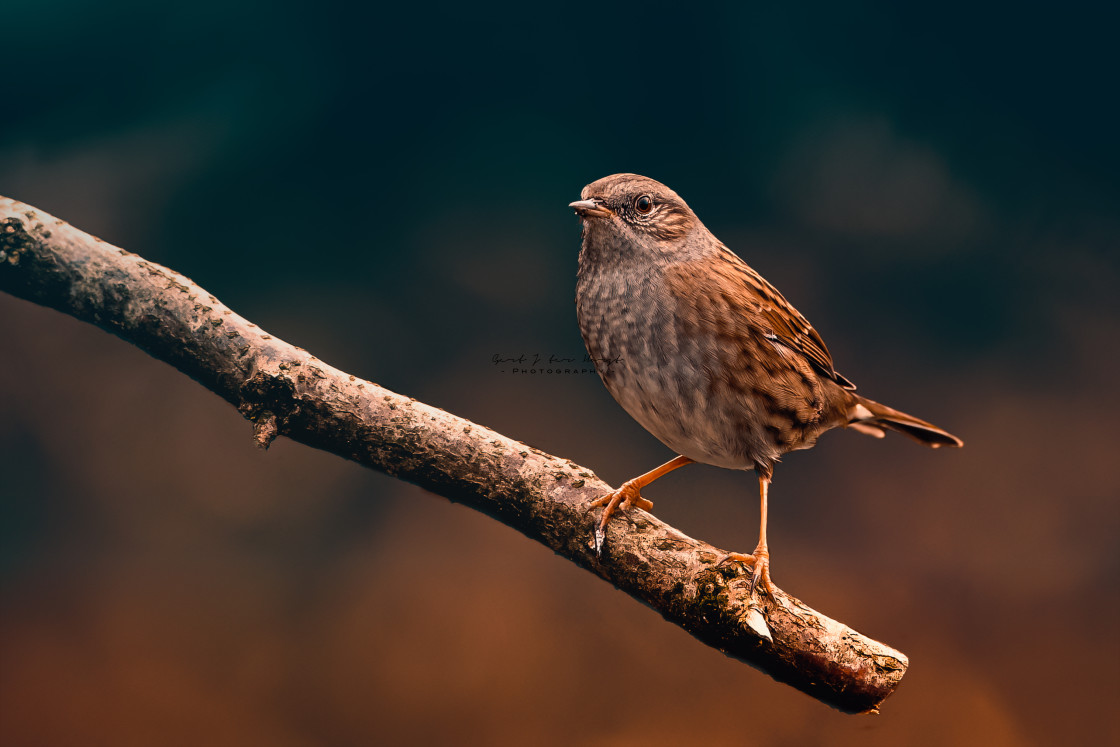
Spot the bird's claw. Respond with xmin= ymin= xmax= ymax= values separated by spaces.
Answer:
xmin=587 ymin=486 xmax=653 ymax=513
xmin=718 ymin=548 xmax=775 ymax=600
xmin=588 ymin=481 xmax=654 ymax=556
xmin=717 ymin=551 xmax=775 ymax=640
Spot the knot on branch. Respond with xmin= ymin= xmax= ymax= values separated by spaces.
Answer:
xmin=238 ymin=369 xmax=300 ymax=448
xmin=0 ymin=216 xmax=34 ymax=267
xmin=252 ymin=412 xmax=280 ymax=449
xmin=688 ymin=566 xmax=774 ymax=644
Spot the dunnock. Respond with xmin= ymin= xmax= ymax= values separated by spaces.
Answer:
xmin=572 ymin=173 xmax=962 ymax=601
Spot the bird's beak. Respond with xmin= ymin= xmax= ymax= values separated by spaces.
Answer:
xmin=569 ymin=198 xmax=612 ymax=218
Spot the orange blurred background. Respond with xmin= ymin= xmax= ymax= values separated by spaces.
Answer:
xmin=1 ymin=3 xmax=1117 ymax=745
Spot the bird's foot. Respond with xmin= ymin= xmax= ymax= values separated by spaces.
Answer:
xmin=716 ymin=546 xmax=776 ymax=641
xmin=718 ymin=545 xmax=775 ymax=601
xmin=588 ymin=480 xmax=654 ymax=555
xmin=588 ymin=481 xmax=654 ymax=526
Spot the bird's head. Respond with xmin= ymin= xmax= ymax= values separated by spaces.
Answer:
xmin=570 ymin=174 xmax=700 ymax=254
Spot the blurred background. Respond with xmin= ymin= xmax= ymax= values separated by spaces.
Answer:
xmin=1 ymin=1 xmax=1116 ymax=745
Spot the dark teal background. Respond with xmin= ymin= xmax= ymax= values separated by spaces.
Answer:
xmin=2 ymin=2 xmax=1116 ymax=744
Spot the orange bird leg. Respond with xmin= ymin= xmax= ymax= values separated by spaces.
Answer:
xmin=721 ymin=474 xmax=776 ymax=600
xmin=589 ymin=455 xmax=693 ymax=551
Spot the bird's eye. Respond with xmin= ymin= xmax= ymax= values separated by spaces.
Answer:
xmin=634 ymin=195 xmax=653 ymax=214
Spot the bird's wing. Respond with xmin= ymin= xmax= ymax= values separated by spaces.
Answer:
xmin=663 ymin=249 xmax=856 ymax=390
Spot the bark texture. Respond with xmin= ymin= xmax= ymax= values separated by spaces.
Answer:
xmin=0 ymin=196 xmax=909 ymax=713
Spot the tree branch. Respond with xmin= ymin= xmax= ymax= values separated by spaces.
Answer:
xmin=0 ymin=196 xmax=908 ymax=714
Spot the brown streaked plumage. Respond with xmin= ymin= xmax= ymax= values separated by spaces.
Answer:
xmin=571 ymin=173 xmax=961 ymax=602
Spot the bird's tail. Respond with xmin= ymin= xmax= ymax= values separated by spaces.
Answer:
xmin=846 ymin=395 xmax=963 ymax=448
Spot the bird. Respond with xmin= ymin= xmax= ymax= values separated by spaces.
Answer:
xmin=571 ymin=173 xmax=962 ymax=602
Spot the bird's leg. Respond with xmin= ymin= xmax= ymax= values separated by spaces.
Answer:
xmin=720 ymin=474 xmax=776 ymax=599
xmin=589 ymin=455 xmax=693 ymax=539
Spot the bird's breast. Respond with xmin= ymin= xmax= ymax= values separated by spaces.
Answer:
xmin=578 ymin=265 xmax=767 ymax=468
xmin=577 ymin=261 xmax=845 ymax=470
